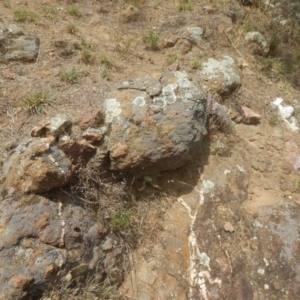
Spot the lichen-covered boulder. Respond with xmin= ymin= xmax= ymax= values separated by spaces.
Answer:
xmin=0 ymin=24 xmax=40 ymax=62
xmin=199 ymin=56 xmax=241 ymax=95
xmin=103 ymin=72 xmax=207 ymax=176
xmin=2 ymin=138 xmax=74 ymax=195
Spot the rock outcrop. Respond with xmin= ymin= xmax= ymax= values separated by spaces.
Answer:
xmin=104 ymin=71 xmax=208 ymax=175
xmin=0 ymin=193 xmax=107 ymax=299
xmin=3 ymin=138 xmax=74 ymax=195
xmin=0 ymin=24 xmax=40 ymax=62
xmin=199 ymin=56 xmax=241 ymax=95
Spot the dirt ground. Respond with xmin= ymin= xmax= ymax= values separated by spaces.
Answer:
xmin=1 ymin=0 xmax=300 ymax=299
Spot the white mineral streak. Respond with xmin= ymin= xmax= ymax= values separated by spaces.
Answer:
xmin=58 ymin=202 xmax=65 ymax=247
xmin=178 ymin=181 xmax=221 ymax=300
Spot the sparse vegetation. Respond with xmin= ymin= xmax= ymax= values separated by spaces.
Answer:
xmin=139 ymin=174 xmax=161 ymax=191
xmin=269 ymin=115 xmax=279 ymax=127
xmin=191 ymin=60 xmax=202 ymax=70
xmin=166 ymin=53 xmax=178 ymax=65
xmin=295 ymin=178 xmax=300 ymax=192
xmin=255 ymin=56 xmax=274 ymax=70
xmin=21 ymin=91 xmax=50 ymax=115
xmin=3 ymin=1 xmax=300 ymax=300
xmin=13 ymin=9 xmax=39 ymax=23
xmin=143 ymin=30 xmax=159 ymax=50
xmin=101 ymin=69 xmax=111 ymax=80
xmin=80 ymin=48 xmax=94 ymax=64
xmin=67 ymin=5 xmax=82 ymax=17
xmin=242 ymin=21 xmax=254 ymax=32
xmin=111 ymin=210 xmax=133 ymax=230
xmin=41 ymin=6 xmax=58 ymax=17
xmin=126 ymin=0 xmax=143 ymax=5
xmin=80 ymin=39 xmax=95 ymax=64
xmin=113 ymin=33 xmax=134 ymax=53
xmin=67 ymin=22 xmax=77 ymax=34
xmin=59 ymin=67 xmax=89 ymax=84
xmin=99 ymin=54 xmax=115 ymax=69
xmin=174 ymin=0 xmax=193 ymax=11
xmin=3 ymin=0 xmax=11 ymax=8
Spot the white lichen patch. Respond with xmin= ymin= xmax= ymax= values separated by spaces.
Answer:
xmin=200 ymin=252 xmax=211 ymax=268
xmin=174 ymin=71 xmax=187 ymax=79
xmin=200 ymin=56 xmax=241 ymax=88
xmin=254 ymin=220 xmax=263 ymax=228
xmin=183 ymin=92 xmax=193 ymax=102
xmin=178 ymin=77 xmax=192 ymax=89
xmin=152 ymin=97 xmax=167 ymax=108
xmin=263 ymin=258 xmax=269 ymax=266
xmin=224 ymin=169 xmax=231 ymax=175
xmin=258 ymin=268 xmax=265 ymax=275
xmin=187 ymin=27 xmax=203 ymax=39
xmin=202 ymin=180 xmax=214 ymax=193
xmin=153 ymin=83 xmax=178 ymax=107
xmin=104 ymin=98 xmax=122 ymax=123
xmin=175 ymin=71 xmax=192 ymax=89
xmin=162 ymin=83 xmax=178 ymax=104
xmin=132 ymin=93 xmax=146 ymax=107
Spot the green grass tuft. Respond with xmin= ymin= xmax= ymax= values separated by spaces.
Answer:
xmin=143 ymin=30 xmax=159 ymax=50
xmin=111 ymin=210 xmax=133 ymax=229
xmin=67 ymin=5 xmax=82 ymax=17
xmin=13 ymin=9 xmax=39 ymax=23
xmin=21 ymin=91 xmax=50 ymax=115
xmin=67 ymin=22 xmax=77 ymax=35
xmin=59 ymin=67 xmax=89 ymax=84
xmin=269 ymin=116 xmax=279 ymax=127
xmin=175 ymin=0 xmax=193 ymax=11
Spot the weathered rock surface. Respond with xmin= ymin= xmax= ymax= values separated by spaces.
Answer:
xmin=59 ymin=140 xmax=97 ymax=167
xmin=199 ymin=56 xmax=241 ymax=95
xmin=3 ymin=138 xmax=73 ymax=194
xmin=0 ymin=24 xmax=40 ymax=62
xmin=121 ymin=145 xmax=300 ymax=299
xmin=78 ymin=109 xmax=105 ymax=130
xmin=245 ymin=31 xmax=269 ymax=57
xmin=104 ymin=72 xmax=207 ymax=175
xmin=82 ymin=127 xmax=107 ymax=144
xmin=224 ymin=2 xmax=246 ymax=23
xmin=0 ymin=193 xmax=106 ymax=300
xmin=31 ymin=114 xmax=72 ymax=138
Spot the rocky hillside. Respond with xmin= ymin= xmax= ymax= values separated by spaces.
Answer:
xmin=1 ymin=0 xmax=300 ymax=299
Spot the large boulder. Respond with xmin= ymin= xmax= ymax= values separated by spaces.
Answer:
xmin=103 ymin=72 xmax=208 ymax=175
xmin=0 ymin=193 xmax=107 ymax=299
xmin=2 ymin=138 xmax=74 ymax=195
xmin=0 ymin=24 xmax=40 ymax=62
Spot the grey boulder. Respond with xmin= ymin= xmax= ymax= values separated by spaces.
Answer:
xmin=104 ymin=72 xmax=208 ymax=176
